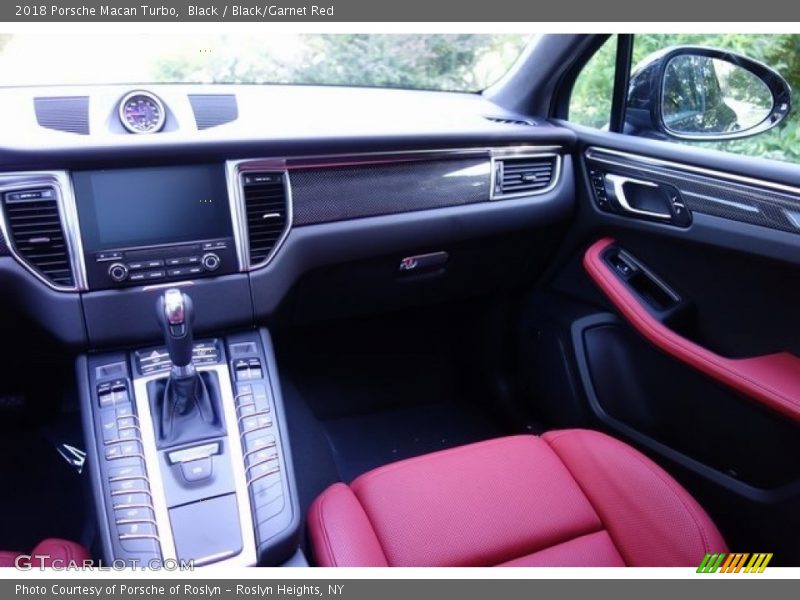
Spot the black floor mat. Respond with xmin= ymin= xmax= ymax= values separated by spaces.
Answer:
xmin=322 ymin=401 xmax=501 ymax=482
xmin=0 ymin=416 xmax=86 ymax=551
xmin=277 ymin=304 xmax=509 ymax=513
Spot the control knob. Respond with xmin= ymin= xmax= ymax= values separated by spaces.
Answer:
xmin=202 ymin=252 xmax=220 ymax=272
xmin=108 ymin=262 xmax=129 ymax=283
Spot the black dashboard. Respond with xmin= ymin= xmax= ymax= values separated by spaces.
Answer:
xmin=0 ymin=84 xmax=577 ymax=349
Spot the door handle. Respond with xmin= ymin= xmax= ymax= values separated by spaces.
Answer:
xmin=605 ymin=174 xmax=673 ymax=220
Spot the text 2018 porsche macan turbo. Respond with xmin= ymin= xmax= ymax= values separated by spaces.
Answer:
xmin=0 ymin=33 xmax=797 ymax=568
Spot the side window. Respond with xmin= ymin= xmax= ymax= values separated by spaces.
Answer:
xmin=569 ymin=34 xmax=799 ymax=165
xmin=569 ymin=35 xmax=617 ymax=129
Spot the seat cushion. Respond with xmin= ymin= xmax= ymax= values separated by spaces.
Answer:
xmin=0 ymin=538 xmax=91 ymax=568
xmin=308 ymin=429 xmax=726 ymax=567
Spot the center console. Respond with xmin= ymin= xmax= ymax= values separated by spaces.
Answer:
xmin=70 ymin=160 xmax=302 ymax=566
xmin=79 ymin=302 xmax=300 ymax=567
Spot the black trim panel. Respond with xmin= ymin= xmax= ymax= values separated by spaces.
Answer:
xmin=586 ymin=147 xmax=800 ymax=234
xmin=250 ymin=157 xmax=575 ymax=318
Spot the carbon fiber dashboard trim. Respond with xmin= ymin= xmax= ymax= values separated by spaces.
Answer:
xmin=290 ymin=158 xmax=491 ymax=225
xmin=586 ymin=147 xmax=800 ymax=234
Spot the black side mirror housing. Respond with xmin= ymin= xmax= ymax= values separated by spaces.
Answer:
xmin=625 ymin=45 xmax=792 ymax=141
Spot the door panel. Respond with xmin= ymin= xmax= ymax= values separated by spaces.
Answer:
xmin=584 ymin=237 xmax=800 ymax=423
xmin=574 ymin=315 xmax=800 ymax=491
xmin=586 ymin=147 xmax=800 ymax=235
xmin=531 ymin=125 xmax=800 ymax=563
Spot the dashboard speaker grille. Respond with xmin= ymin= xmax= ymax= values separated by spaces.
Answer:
xmin=2 ymin=188 xmax=74 ymax=287
xmin=34 ymin=96 xmax=90 ymax=135
xmin=189 ymin=94 xmax=239 ymax=130
xmin=494 ymin=156 xmax=556 ymax=197
xmin=242 ymin=172 xmax=289 ymax=266
xmin=485 ymin=116 xmax=535 ymax=126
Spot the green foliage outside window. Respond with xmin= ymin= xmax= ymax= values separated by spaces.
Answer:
xmin=570 ymin=34 xmax=800 ymax=163
xmin=156 ymin=34 xmax=533 ymax=92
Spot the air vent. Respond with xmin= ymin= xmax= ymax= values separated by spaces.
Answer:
xmin=34 ymin=96 xmax=90 ymax=135
xmin=485 ymin=116 xmax=535 ymax=126
xmin=493 ymin=156 xmax=557 ymax=198
xmin=2 ymin=188 xmax=74 ymax=287
xmin=241 ymin=172 xmax=289 ymax=266
xmin=189 ymin=94 xmax=238 ymax=130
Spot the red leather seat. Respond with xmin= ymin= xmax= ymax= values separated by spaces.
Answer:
xmin=309 ymin=429 xmax=726 ymax=566
xmin=0 ymin=539 xmax=90 ymax=568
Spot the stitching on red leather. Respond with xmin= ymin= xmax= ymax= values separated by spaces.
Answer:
xmin=540 ymin=432 xmax=627 ymax=565
xmin=492 ymin=530 xmax=615 ymax=567
xmin=315 ymin=491 xmax=339 ymax=567
xmin=314 ymin=486 xmax=388 ymax=567
xmin=544 ymin=430 xmax=716 ymax=555
xmin=352 ymin=435 xmax=606 ymax=567
xmin=349 ymin=488 xmax=391 ymax=567
xmin=584 ymin=238 xmax=800 ymax=418
xmin=351 ymin=435 xmax=535 ymax=490
xmin=62 ymin=541 xmax=75 ymax=562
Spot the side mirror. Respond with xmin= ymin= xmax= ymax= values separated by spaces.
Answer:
xmin=625 ymin=46 xmax=792 ymax=140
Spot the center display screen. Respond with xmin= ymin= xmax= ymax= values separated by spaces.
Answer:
xmin=73 ymin=164 xmax=233 ymax=252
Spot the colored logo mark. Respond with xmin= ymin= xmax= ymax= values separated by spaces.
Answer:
xmin=697 ymin=553 xmax=773 ymax=573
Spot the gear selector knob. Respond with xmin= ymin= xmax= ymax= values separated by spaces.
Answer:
xmin=157 ymin=288 xmax=195 ymax=373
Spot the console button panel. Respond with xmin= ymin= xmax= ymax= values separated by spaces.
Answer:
xmin=85 ymin=332 xmax=298 ymax=567
xmin=134 ymin=340 xmax=221 ymax=376
xmin=88 ymin=354 xmax=162 ymax=564
xmin=227 ymin=334 xmax=295 ymax=553
xmin=85 ymin=237 xmax=237 ymax=290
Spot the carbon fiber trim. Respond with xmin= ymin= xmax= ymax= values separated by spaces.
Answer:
xmin=586 ymin=148 xmax=800 ymax=234
xmin=290 ymin=158 xmax=491 ymax=225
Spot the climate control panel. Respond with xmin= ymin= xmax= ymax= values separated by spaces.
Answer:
xmin=84 ymin=238 xmax=237 ymax=290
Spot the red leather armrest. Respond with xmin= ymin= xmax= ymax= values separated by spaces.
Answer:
xmin=584 ymin=237 xmax=800 ymax=423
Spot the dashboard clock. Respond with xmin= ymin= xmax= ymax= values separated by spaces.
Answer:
xmin=118 ymin=91 xmax=166 ymax=134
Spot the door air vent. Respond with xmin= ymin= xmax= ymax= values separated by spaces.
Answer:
xmin=241 ymin=172 xmax=290 ymax=266
xmin=34 ymin=96 xmax=90 ymax=135
xmin=493 ymin=155 xmax=558 ymax=198
xmin=2 ymin=188 xmax=75 ymax=287
xmin=189 ymin=94 xmax=239 ymax=129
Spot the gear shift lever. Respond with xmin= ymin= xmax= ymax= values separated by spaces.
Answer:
xmin=151 ymin=288 xmax=221 ymax=445
xmin=158 ymin=288 xmax=196 ymax=378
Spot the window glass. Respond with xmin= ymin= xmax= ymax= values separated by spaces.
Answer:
xmin=569 ymin=35 xmax=617 ymax=129
xmin=570 ymin=34 xmax=800 ymax=165
xmin=0 ymin=33 xmax=533 ymax=93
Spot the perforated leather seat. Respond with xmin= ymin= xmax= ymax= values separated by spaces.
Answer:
xmin=309 ymin=429 xmax=726 ymax=567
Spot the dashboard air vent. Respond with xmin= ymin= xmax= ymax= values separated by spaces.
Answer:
xmin=485 ymin=116 xmax=535 ymax=126
xmin=34 ymin=96 xmax=90 ymax=135
xmin=189 ymin=94 xmax=238 ymax=130
xmin=242 ymin=172 xmax=289 ymax=266
xmin=493 ymin=156 xmax=557 ymax=197
xmin=2 ymin=188 xmax=74 ymax=287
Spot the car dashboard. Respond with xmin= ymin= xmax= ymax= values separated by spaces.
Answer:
xmin=0 ymin=83 xmax=575 ymax=568
xmin=0 ymin=83 xmax=576 ymax=348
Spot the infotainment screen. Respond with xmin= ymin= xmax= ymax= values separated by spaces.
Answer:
xmin=73 ymin=164 xmax=233 ymax=252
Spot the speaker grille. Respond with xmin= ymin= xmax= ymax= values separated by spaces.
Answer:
xmin=34 ymin=96 xmax=90 ymax=135
xmin=189 ymin=94 xmax=238 ymax=130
